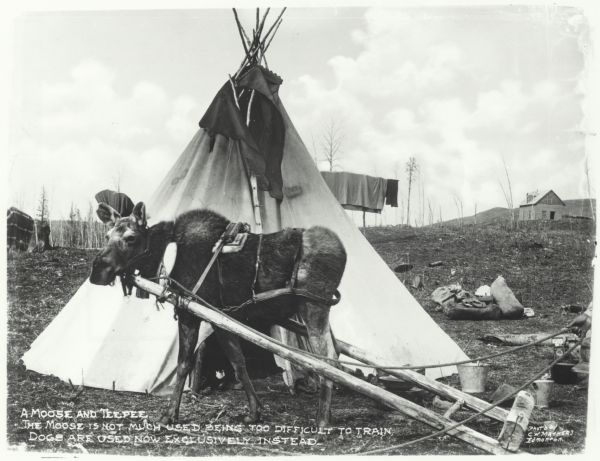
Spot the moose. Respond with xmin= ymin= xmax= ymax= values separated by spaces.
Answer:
xmin=90 ymin=202 xmax=346 ymax=427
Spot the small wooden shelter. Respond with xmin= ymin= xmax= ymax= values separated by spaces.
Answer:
xmin=518 ymin=189 xmax=566 ymax=221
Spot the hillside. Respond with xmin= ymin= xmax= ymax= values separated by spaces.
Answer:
xmin=564 ymin=198 xmax=596 ymax=219
xmin=442 ymin=207 xmax=516 ymax=226
xmin=441 ymin=198 xmax=595 ymax=226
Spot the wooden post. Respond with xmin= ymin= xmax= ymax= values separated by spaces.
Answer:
xmin=277 ymin=318 xmax=509 ymax=424
xmin=132 ymin=276 xmax=512 ymax=455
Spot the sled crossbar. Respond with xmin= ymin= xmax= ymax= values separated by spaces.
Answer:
xmin=276 ymin=318 xmax=510 ymax=424
xmin=133 ymin=275 xmax=512 ymax=455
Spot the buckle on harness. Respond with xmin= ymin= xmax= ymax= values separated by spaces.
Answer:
xmin=222 ymin=232 xmax=248 ymax=254
xmin=211 ymin=222 xmax=251 ymax=253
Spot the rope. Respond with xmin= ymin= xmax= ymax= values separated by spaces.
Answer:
xmin=359 ymin=339 xmax=581 ymax=455
xmin=159 ymin=277 xmax=344 ymax=361
xmin=140 ymin=275 xmax=584 ymax=454
xmin=156 ymin=275 xmax=572 ymax=370
xmin=308 ymin=329 xmax=571 ymax=371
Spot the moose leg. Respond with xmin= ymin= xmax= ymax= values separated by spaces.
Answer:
xmin=160 ymin=311 xmax=200 ymax=424
xmin=214 ymin=328 xmax=261 ymax=423
xmin=300 ymin=302 xmax=337 ymax=428
xmin=191 ymin=340 xmax=207 ymax=394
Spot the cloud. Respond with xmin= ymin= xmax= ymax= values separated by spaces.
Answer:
xmin=285 ymin=7 xmax=588 ymax=222
xmin=10 ymin=59 xmax=198 ymax=218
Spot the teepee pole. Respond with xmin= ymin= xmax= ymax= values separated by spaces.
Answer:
xmin=246 ymin=90 xmax=256 ymax=126
xmin=257 ymin=8 xmax=270 ymax=39
xmin=227 ymin=75 xmax=240 ymax=109
xmin=261 ymin=7 xmax=287 ymax=45
xmin=132 ymin=275 xmax=512 ymax=455
xmin=262 ymin=18 xmax=283 ymax=55
xmin=232 ymin=9 xmax=250 ymax=59
xmin=249 ymin=175 xmax=263 ymax=233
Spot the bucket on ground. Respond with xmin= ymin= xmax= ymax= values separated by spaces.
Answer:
xmin=457 ymin=363 xmax=490 ymax=393
xmin=532 ymin=379 xmax=554 ymax=408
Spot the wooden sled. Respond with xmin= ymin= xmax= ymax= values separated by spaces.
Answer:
xmin=134 ymin=275 xmax=531 ymax=455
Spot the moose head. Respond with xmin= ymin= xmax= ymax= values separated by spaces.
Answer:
xmin=90 ymin=202 xmax=148 ymax=285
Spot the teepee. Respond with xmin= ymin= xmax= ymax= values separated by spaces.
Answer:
xmin=22 ymin=9 xmax=467 ymax=395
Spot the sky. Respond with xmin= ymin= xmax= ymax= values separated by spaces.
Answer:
xmin=5 ymin=3 xmax=596 ymax=225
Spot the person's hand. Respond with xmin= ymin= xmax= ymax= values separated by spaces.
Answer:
xmin=568 ymin=313 xmax=592 ymax=337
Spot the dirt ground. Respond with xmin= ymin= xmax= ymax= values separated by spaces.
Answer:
xmin=6 ymin=220 xmax=595 ymax=456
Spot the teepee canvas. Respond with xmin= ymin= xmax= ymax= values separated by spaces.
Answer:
xmin=22 ymin=10 xmax=467 ymax=395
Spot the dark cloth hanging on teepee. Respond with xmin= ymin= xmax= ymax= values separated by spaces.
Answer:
xmin=199 ymin=65 xmax=285 ymax=200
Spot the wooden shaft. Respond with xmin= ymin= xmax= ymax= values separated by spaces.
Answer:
xmin=335 ymin=339 xmax=509 ymax=424
xmin=133 ymin=276 xmax=510 ymax=455
xmin=278 ymin=319 xmax=509 ymax=423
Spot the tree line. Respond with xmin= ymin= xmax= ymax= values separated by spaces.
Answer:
xmin=31 ymin=187 xmax=108 ymax=249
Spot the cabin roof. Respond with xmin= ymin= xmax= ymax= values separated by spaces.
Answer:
xmin=519 ymin=189 xmax=566 ymax=207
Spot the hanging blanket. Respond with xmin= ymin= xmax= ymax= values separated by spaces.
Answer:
xmin=321 ymin=171 xmax=386 ymax=213
xmin=385 ymin=178 xmax=398 ymax=207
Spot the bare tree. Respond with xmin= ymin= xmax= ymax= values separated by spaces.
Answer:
xmin=86 ymin=202 xmax=96 ymax=248
xmin=428 ymin=199 xmax=434 ymax=226
xmin=113 ymin=170 xmax=122 ymax=193
xmin=36 ymin=186 xmax=49 ymax=225
xmin=35 ymin=186 xmax=52 ymax=249
xmin=69 ymin=203 xmax=78 ymax=247
xmin=417 ymin=169 xmax=425 ymax=227
xmin=473 ymin=202 xmax=478 ymax=226
xmin=498 ymin=155 xmax=515 ymax=228
xmin=453 ymin=194 xmax=464 ymax=228
xmin=405 ymin=157 xmax=418 ymax=226
xmin=320 ymin=118 xmax=344 ymax=172
xmin=584 ymin=156 xmax=596 ymax=221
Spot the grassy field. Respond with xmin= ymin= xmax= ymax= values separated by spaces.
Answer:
xmin=6 ymin=220 xmax=595 ymax=456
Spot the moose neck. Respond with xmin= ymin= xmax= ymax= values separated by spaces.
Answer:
xmin=136 ymin=220 xmax=175 ymax=279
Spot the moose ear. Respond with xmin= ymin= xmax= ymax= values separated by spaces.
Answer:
xmin=97 ymin=203 xmax=121 ymax=226
xmin=132 ymin=202 xmax=147 ymax=227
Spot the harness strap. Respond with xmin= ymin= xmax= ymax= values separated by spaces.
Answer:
xmin=223 ymin=287 xmax=341 ymax=314
xmin=191 ymin=221 xmax=250 ymax=296
xmin=290 ymin=242 xmax=303 ymax=287
xmin=191 ymin=243 xmax=223 ymax=295
xmin=172 ymin=224 xmax=342 ymax=316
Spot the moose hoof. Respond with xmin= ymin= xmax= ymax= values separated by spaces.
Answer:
xmin=317 ymin=419 xmax=330 ymax=429
xmin=243 ymin=413 xmax=260 ymax=424
xmin=316 ymin=412 xmax=332 ymax=429
xmin=159 ymin=414 xmax=175 ymax=425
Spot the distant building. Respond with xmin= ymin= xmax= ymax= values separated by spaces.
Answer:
xmin=518 ymin=190 xmax=566 ymax=221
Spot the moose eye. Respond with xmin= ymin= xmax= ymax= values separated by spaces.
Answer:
xmin=124 ymin=235 xmax=137 ymax=244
